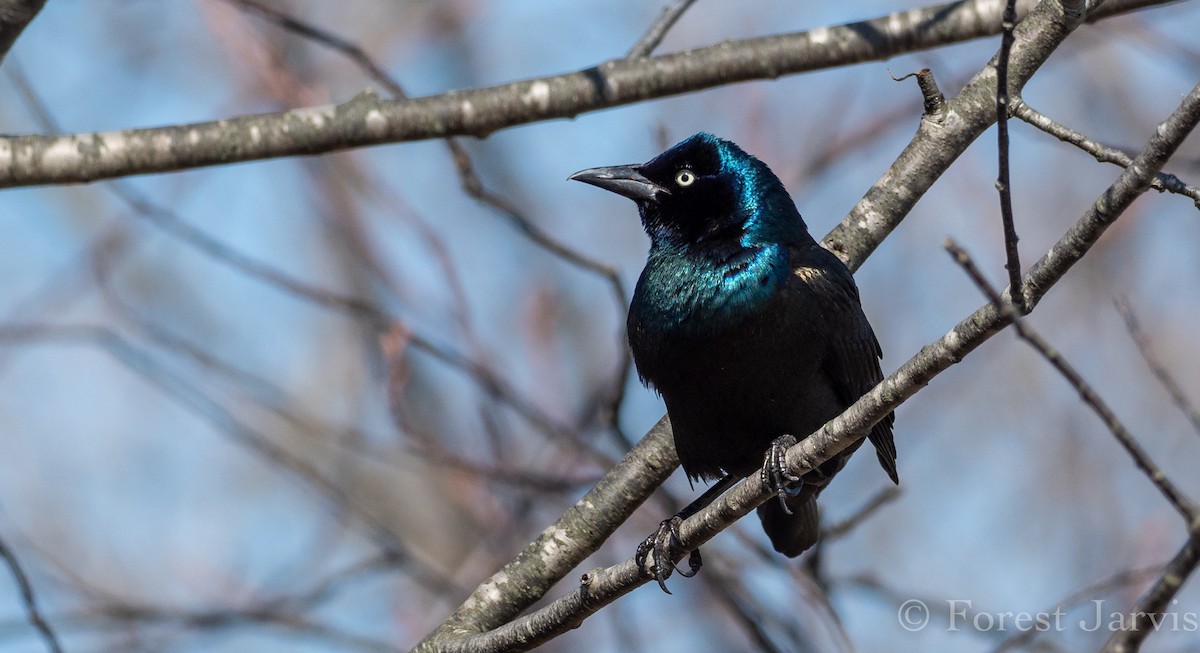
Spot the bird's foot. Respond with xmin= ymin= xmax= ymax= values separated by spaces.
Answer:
xmin=635 ymin=515 xmax=702 ymax=594
xmin=760 ymin=434 xmax=802 ymax=514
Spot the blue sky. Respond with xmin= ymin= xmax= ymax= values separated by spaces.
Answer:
xmin=2 ymin=2 xmax=1200 ymax=652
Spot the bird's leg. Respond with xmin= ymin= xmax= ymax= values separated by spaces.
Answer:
xmin=760 ymin=434 xmax=803 ymax=514
xmin=636 ymin=474 xmax=737 ymax=594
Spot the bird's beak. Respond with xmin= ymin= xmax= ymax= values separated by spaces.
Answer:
xmin=569 ymin=165 xmax=669 ymax=202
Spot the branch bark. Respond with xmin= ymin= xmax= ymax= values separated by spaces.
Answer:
xmin=409 ymin=2 xmax=1200 ymax=650
xmin=0 ymin=0 xmax=45 ymax=65
xmin=947 ymin=242 xmax=1200 ymax=653
xmin=1012 ymin=97 xmax=1200 ymax=206
xmin=417 ymin=417 xmax=677 ymax=648
xmin=1103 ymin=521 xmax=1200 ymax=653
xmin=825 ymin=0 xmax=1087 ymax=269
xmin=413 ymin=68 xmax=1200 ymax=653
xmin=0 ymin=0 xmax=1171 ymax=189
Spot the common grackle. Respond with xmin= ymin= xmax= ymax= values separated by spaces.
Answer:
xmin=571 ymin=133 xmax=897 ymax=592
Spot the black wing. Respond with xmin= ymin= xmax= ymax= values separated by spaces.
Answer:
xmin=794 ymin=245 xmax=899 ymax=484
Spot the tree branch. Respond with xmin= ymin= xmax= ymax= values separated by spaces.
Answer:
xmin=1102 ymin=523 xmax=1200 ymax=653
xmin=0 ymin=0 xmax=45 ymax=65
xmin=626 ymin=0 xmax=699 ymax=59
xmin=224 ymin=0 xmax=634 ymax=448
xmin=826 ymin=0 xmax=1087 ymax=269
xmin=821 ymin=486 xmax=902 ymax=543
xmin=945 ymin=240 xmax=1198 ymax=521
xmin=416 ymin=417 xmax=677 ymax=650
xmin=414 ymin=77 xmax=1200 ymax=652
xmin=1011 ymin=97 xmax=1200 ymax=207
xmin=412 ymin=1 xmax=1135 ymax=648
xmin=946 ymin=241 xmax=1200 ymax=653
xmin=995 ymin=0 xmax=1026 ymax=310
xmin=0 ymin=324 xmax=464 ymax=599
xmin=0 ymin=0 xmax=1171 ymax=188
xmin=1115 ymin=298 xmax=1200 ymax=436
xmin=0 ymin=535 xmax=61 ymax=653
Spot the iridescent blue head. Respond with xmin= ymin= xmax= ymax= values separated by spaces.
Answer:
xmin=570 ymin=132 xmax=811 ymax=250
xmin=572 ymin=133 xmax=813 ymax=327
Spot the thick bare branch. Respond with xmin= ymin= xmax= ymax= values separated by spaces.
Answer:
xmin=224 ymin=0 xmax=633 ymax=447
xmin=0 ymin=0 xmax=1170 ymax=188
xmin=826 ymin=0 xmax=1087 ymax=269
xmin=418 ymin=417 xmax=677 ymax=648
xmin=415 ymin=77 xmax=1200 ymax=652
xmin=947 ymin=241 xmax=1200 ymax=653
xmin=0 ymin=0 xmax=45 ymax=65
xmin=412 ymin=2 xmax=1117 ymax=648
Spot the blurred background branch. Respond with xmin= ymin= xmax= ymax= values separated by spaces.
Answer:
xmin=0 ymin=0 xmax=1176 ymax=188
xmin=1 ymin=1 xmax=1198 ymax=652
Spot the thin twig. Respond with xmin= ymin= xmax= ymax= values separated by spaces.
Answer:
xmin=88 ymin=601 xmax=397 ymax=653
xmin=1011 ymin=97 xmax=1200 ymax=206
xmin=231 ymin=0 xmax=623 ymax=292
xmin=701 ymin=553 xmax=804 ymax=653
xmin=840 ymin=573 xmax=1025 ymax=643
xmin=1102 ymin=525 xmax=1200 ymax=653
xmin=821 ymin=486 xmax=901 ymax=542
xmin=996 ymin=0 xmax=1024 ymax=310
xmin=228 ymin=0 xmax=635 ymax=446
xmin=104 ymin=183 xmax=592 ymax=456
xmin=224 ymin=0 xmax=399 ymax=94
xmin=0 ymin=536 xmax=62 ymax=653
xmin=806 ymin=485 xmax=902 ymax=591
xmin=228 ymin=0 xmax=628 ymax=302
xmin=989 ymin=563 xmax=1166 ymax=653
xmin=441 ymin=144 xmax=634 ymax=444
xmin=1114 ymin=298 xmax=1200 ymax=437
xmin=414 ymin=80 xmax=1200 ymax=653
xmin=945 ymin=239 xmax=1199 ymax=523
xmin=626 ymin=0 xmax=700 ymax=59
xmin=0 ymin=323 xmax=464 ymax=599
xmin=13 ymin=53 xmax=594 ymax=499
xmin=891 ymin=68 xmax=947 ymax=117
xmin=947 ymin=241 xmax=1200 ymax=653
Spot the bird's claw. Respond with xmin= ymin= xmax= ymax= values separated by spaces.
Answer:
xmin=635 ymin=515 xmax=701 ymax=594
xmin=760 ymin=434 xmax=802 ymax=514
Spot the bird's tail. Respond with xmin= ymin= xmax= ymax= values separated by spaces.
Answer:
xmin=756 ymin=488 xmax=820 ymax=557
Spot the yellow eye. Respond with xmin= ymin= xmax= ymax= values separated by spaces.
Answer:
xmin=674 ymin=169 xmax=696 ymax=187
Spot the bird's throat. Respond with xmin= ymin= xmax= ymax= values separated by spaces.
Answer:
xmin=634 ymin=242 xmax=789 ymax=332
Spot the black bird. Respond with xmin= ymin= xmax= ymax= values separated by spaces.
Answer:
xmin=571 ymin=133 xmax=897 ymax=590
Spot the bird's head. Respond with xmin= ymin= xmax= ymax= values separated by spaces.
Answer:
xmin=570 ymin=133 xmax=809 ymax=250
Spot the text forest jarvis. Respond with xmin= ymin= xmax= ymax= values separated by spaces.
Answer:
xmin=572 ymin=133 xmax=898 ymax=588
